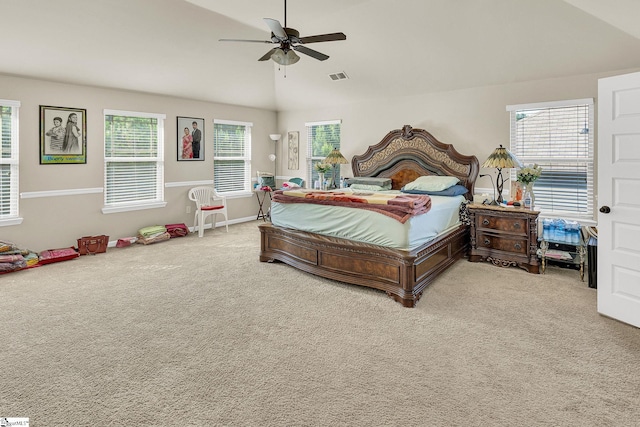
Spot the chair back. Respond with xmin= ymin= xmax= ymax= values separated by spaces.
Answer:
xmin=289 ymin=177 xmax=305 ymax=187
xmin=188 ymin=186 xmax=223 ymax=209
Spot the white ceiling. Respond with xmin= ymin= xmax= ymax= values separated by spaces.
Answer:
xmin=2 ymin=0 xmax=640 ymax=112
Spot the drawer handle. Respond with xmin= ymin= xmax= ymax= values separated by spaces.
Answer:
xmin=484 ymin=238 xmax=491 ymax=246
xmin=482 ymin=219 xmax=490 ymax=226
xmin=514 ymin=243 xmax=522 ymax=250
xmin=514 ymin=222 xmax=521 ymax=229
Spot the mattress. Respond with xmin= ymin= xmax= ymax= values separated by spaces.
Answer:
xmin=270 ymin=192 xmax=465 ymax=250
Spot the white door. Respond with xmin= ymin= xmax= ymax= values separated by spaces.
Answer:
xmin=597 ymin=72 xmax=640 ymax=328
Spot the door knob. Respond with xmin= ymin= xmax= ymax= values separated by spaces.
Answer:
xmin=599 ymin=206 xmax=611 ymax=214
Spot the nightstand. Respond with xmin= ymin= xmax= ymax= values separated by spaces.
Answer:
xmin=468 ymin=204 xmax=540 ymax=273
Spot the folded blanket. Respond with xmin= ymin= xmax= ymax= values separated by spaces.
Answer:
xmin=273 ymin=190 xmax=431 ymax=223
xmin=0 ymin=254 xmax=24 ymax=263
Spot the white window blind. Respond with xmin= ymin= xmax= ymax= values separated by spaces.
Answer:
xmin=508 ymin=99 xmax=594 ymax=220
xmin=305 ymin=120 xmax=341 ymax=186
xmin=104 ymin=110 xmax=165 ymax=208
xmin=213 ymin=119 xmax=252 ymax=194
xmin=0 ymin=99 xmax=20 ymax=220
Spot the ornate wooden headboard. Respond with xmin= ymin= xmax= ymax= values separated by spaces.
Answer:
xmin=351 ymin=125 xmax=479 ymax=198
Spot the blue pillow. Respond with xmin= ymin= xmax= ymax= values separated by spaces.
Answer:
xmin=401 ymin=184 xmax=468 ymax=196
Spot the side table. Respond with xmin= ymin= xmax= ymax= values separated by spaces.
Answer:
xmin=539 ymin=238 xmax=586 ymax=281
xmin=255 ymin=190 xmax=272 ymax=221
xmin=468 ymin=203 xmax=540 ymax=273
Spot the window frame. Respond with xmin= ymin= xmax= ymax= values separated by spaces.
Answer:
xmin=102 ymin=109 xmax=167 ymax=214
xmin=0 ymin=99 xmax=22 ymax=226
xmin=305 ymin=119 xmax=342 ymax=188
xmin=507 ymin=98 xmax=595 ymax=222
xmin=213 ymin=119 xmax=253 ymax=197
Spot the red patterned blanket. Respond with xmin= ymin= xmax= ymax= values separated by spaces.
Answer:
xmin=272 ymin=190 xmax=431 ymax=223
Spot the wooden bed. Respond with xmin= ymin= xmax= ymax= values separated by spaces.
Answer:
xmin=259 ymin=125 xmax=479 ymax=307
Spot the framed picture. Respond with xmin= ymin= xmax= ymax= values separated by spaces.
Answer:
xmin=288 ymin=131 xmax=299 ymax=170
xmin=177 ymin=116 xmax=204 ymax=161
xmin=39 ymin=105 xmax=87 ymax=164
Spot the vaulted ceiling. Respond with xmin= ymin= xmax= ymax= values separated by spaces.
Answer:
xmin=2 ymin=0 xmax=640 ymax=112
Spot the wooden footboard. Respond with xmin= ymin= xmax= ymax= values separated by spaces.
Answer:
xmin=259 ymin=223 xmax=469 ymax=307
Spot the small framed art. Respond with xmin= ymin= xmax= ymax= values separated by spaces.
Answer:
xmin=177 ymin=116 xmax=204 ymax=161
xmin=39 ymin=105 xmax=87 ymax=164
xmin=288 ymin=131 xmax=299 ymax=170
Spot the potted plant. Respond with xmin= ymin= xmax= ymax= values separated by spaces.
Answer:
xmin=314 ymin=163 xmax=332 ymax=190
xmin=517 ymin=164 xmax=542 ymax=209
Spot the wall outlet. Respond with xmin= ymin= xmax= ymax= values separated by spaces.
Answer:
xmin=186 ymin=205 xmax=191 ymax=214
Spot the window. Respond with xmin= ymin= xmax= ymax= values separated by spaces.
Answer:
xmin=213 ymin=119 xmax=252 ymax=195
xmin=103 ymin=109 xmax=166 ymax=213
xmin=507 ymin=99 xmax=594 ymax=220
xmin=0 ymin=99 xmax=20 ymax=225
xmin=305 ymin=120 xmax=341 ymax=188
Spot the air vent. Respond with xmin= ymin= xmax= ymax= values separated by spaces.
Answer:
xmin=329 ymin=72 xmax=349 ymax=81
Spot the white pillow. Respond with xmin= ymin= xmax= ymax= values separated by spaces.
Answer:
xmin=349 ymin=184 xmax=388 ymax=191
xmin=403 ymin=175 xmax=460 ymax=192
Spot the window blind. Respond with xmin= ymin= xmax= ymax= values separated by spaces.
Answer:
xmin=213 ymin=119 xmax=252 ymax=194
xmin=508 ymin=99 xmax=594 ymax=220
xmin=104 ymin=110 xmax=164 ymax=206
xmin=305 ymin=120 xmax=341 ymax=186
xmin=0 ymin=99 xmax=20 ymax=219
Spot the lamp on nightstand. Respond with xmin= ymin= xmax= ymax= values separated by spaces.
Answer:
xmin=324 ymin=147 xmax=349 ymax=189
xmin=482 ymin=144 xmax=522 ymax=204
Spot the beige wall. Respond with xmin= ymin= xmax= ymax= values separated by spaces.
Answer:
xmin=6 ymin=67 xmax=640 ymax=251
xmin=277 ymin=68 xmax=640 ymax=202
xmin=1 ymin=74 xmax=277 ymax=251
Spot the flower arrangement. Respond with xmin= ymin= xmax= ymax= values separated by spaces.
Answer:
xmin=314 ymin=163 xmax=332 ymax=174
xmin=517 ymin=164 xmax=543 ymax=186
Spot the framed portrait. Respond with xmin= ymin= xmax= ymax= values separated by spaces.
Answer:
xmin=39 ymin=105 xmax=87 ymax=164
xmin=287 ymin=131 xmax=299 ymax=170
xmin=177 ymin=116 xmax=204 ymax=161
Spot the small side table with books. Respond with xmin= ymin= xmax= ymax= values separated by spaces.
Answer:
xmin=538 ymin=219 xmax=586 ymax=281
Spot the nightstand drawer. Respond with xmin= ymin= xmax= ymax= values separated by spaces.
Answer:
xmin=477 ymin=232 xmax=528 ymax=255
xmin=477 ymin=214 xmax=527 ymax=234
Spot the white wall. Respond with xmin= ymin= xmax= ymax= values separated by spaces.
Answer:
xmin=1 ymin=74 xmax=277 ymax=251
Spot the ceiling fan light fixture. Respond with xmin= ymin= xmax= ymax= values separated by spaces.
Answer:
xmin=271 ymin=48 xmax=299 ymax=66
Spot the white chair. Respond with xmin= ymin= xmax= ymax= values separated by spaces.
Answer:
xmin=188 ymin=186 xmax=228 ymax=237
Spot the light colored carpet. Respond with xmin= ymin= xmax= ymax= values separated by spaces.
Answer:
xmin=1 ymin=221 xmax=639 ymax=426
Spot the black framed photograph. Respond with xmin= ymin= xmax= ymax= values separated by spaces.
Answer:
xmin=39 ymin=105 xmax=87 ymax=164
xmin=177 ymin=116 xmax=204 ymax=161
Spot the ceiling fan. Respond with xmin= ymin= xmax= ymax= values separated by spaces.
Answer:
xmin=219 ymin=0 xmax=347 ymax=66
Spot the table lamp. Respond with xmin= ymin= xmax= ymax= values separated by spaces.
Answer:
xmin=481 ymin=145 xmax=522 ymax=204
xmin=323 ymin=147 xmax=349 ymax=189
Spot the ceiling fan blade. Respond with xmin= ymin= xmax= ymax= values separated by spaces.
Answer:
xmin=219 ymin=38 xmax=275 ymax=44
xmin=293 ymin=45 xmax=329 ymax=61
xmin=299 ymin=32 xmax=346 ymax=44
xmin=263 ymin=18 xmax=287 ymax=40
xmin=258 ymin=48 xmax=278 ymax=61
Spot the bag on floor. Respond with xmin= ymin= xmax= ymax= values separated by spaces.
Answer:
xmin=77 ymin=235 xmax=109 ymax=255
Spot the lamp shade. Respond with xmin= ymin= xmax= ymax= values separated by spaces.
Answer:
xmin=269 ymin=134 xmax=281 ymax=141
xmin=482 ymin=145 xmax=522 ymax=169
xmin=271 ymin=48 xmax=300 ymax=66
xmin=324 ymin=148 xmax=349 ymax=165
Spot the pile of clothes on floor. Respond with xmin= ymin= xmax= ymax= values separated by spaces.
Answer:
xmin=0 ymin=240 xmax=39 ymax=273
